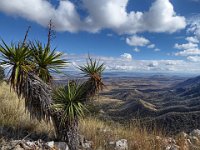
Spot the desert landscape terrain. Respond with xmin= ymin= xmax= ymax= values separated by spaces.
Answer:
xmin=90 ymin=74 xmax=200 ymax=134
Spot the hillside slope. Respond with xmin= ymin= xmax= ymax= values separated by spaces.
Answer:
xmin=97 ymin=75 xmax=200 ymax=134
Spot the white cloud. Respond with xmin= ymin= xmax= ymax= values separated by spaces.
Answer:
xmin=0 ymin=0 xmax=186 ymax=34
xmin=154 ymin=48 xmax=160 ymax=52
xmin=147 ymin=44 xmax=155 ymax=49
xmin=165 ymin=60 xmax=181 ymax=65
xmin=0 ymin=0 xmax=81 ymax=32
xmin=175 ymin=49 xmax=200 ymax=56
xmin=187 ymin=15 xmax=200 ymax=40
xmin=83 ymin=0 xmax=128 ymax=30
xmin=187 ymin=56 xmax=200 ymax=62
xmin=186 ymin=36 xmax=199 ymax=43
xmin=147 ymin=61 xmax=158 ymax=67
xmin=113 ymin=0 xmax=186 ymax=34
xmin=126 ymin=35 xmax=150 ymax=47
xmin=174 ymin=42 xmax=198 ymax=50
xmin=62 ymin=53 xmax=200 ymax=73
xmin=120 ymin=53 xmax=133 ymax=61
xmin=140 ymin=0 xmax=186 ymax=33
xmin=133 ymin=48 xmax=140 ymax=52
xmin=174 ymin=16 xmax=200 ymax=58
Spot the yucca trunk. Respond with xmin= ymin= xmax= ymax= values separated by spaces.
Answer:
xmin=13 ymin=73 xmax=79 ymax=149
xmin=26 ymin=75 xmax=80 ymax=149
xmin=11 ymin=72 xmax=53 ymax=122
xmin=83 ymin=79 xmax=102 ymax=99
xmin=52 ymin=114 xmax=79 ymax=150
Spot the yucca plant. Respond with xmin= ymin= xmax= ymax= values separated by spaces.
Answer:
xmin=0 ymin=40 xmax=33 ymax=95
xmin=31 ymin=41 xmax=66 ymax=83
xmin=0 ymin=24 xmax=66 ymax=122
xmin=79 ymin=57 xmax=105 ymax=99
xmin=0 ymin=22 xmax=105 ymax=149
xmin=52 ymin=81 xmax=86 ymax=150
xmin=0 ymin=39 xmax=54 ymax=122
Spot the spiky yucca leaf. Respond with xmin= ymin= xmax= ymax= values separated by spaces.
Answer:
xmin=79 ymin=57 xmax=105 ymax=98
xmin=31 ymin=41 xmax=67 ymax=83
xmin=52 ymin=81 xmax=86 ymax=125
xmin=0 ymin=40 xmax=53 ymax=121
xmin=0 ymin=40 xmax=33 ymax=94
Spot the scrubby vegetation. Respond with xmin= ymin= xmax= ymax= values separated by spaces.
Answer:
xmin=2 ymin=82 xmax=200 ymax=149
xmin=0 ymin=82 xmax=54 ymax=140
xmin=0 ymin=23 xmax=105 ymax=149
xmin=0 ymin=82 xmax=166 ymax=149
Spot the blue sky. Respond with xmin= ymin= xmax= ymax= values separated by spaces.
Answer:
xmin=0 ymin=0 xmax=200 ymax=73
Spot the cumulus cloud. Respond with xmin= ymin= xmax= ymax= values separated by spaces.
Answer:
xmin=164 ymin=60 xmax=182 ymax=65
xmin=0 ymin=0 xmax=186 ymax=34
xmin=147 ymin=44 xmax=155 ymax=49
xmin=187 ymin=56 xmax=200 ymax=62
xmin=62 ymin=53 xmax=200 ymax=73
xmin=175 ymin=49 xmax=200 ymax=56
xmin=102 ymin=0 xmax=186 ymax=34
xmin=83 ymin=0 xmax=128 ymax=30
xmin=147 ymin=61 xmax=158 ymax=67
xmin=0 ymin=0 xmax=81 ymax=32
xmin=120 ymin=53 xmax=133 ymax=61
xmin=126 ymin=35 xmax=150 ymax=47
xmin=133 ymin=48 xmax=140 ymax=52
xmin=186 ymin=36 xmax=199 ymax=43
xmin=174 ymin=15 xmax=200 ymax=57
xmin=154 ymin=48 xmax=160 ymax=52
xmin=140 ymin=0 xmax=186 ymax=33
xmin=174 ymin=42 xmax=198 ymax=50
xmin=187 ymin=15 xmax=200 ymax=40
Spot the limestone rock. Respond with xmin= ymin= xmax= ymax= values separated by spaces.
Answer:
xmin=54 ymin=142 xmax=69 ymax=150
xmin=46 ymin=141 xmax=55 ymax=148
xmin=190 ymin=129 xmax=200 ymax=139
xmin=188 ymin=136 xmax=200 ymax=145
xmin=82 ymin=140 xmax=93 ymax=149
xmin=165 ymin=144 xmax=180 ymax=150
xmin=115 ymin=139 xmax=128 ymax=150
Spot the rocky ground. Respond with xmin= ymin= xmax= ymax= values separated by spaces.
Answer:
xmin=2 ymin=129 xmax=200 ymax=150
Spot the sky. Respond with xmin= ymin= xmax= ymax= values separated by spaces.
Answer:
xmin=0 ymin=0 xmax=200 ymax=74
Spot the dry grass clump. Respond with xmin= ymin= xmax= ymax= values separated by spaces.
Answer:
xmin=0 ymin=82 xmax=54 ymax=140
xmin=79 ymin=117 xmax=166 ymax=150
